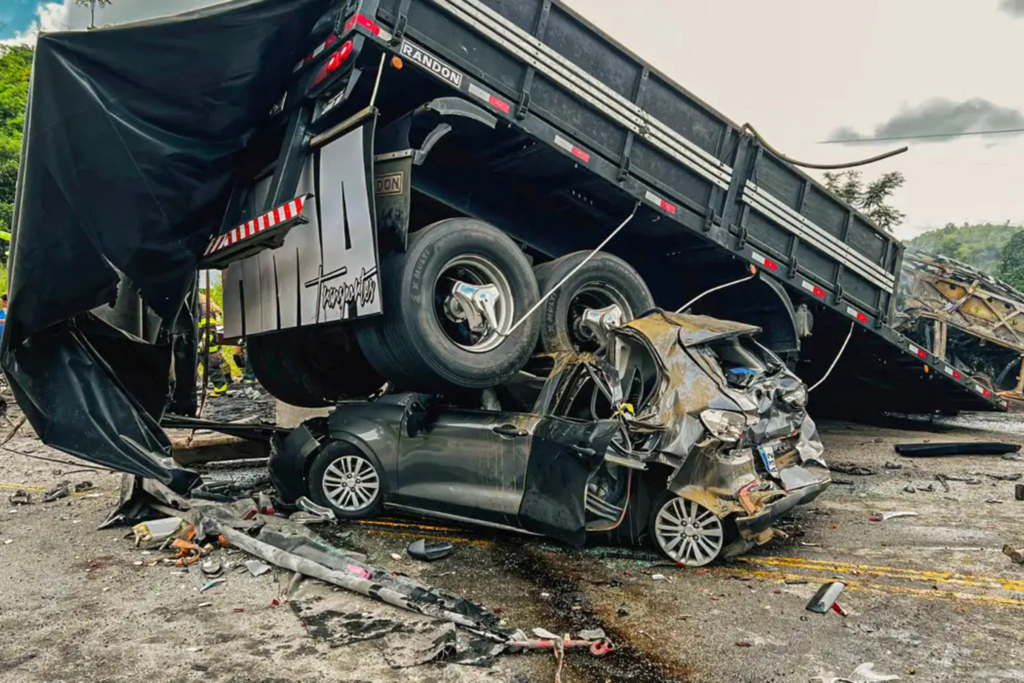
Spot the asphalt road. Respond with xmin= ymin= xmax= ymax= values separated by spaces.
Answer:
xmin=2 ymin=413 xmax=1024 ymax=682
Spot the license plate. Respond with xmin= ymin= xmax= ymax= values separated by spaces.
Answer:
xmin=757 ymin=444 xmax=781 ymax=478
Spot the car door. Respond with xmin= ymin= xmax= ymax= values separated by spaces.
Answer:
xmin=394 ymin=406 xmax=539 ymax=528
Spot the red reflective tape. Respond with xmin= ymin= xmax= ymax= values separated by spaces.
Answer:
xmin=488 ymin=95 xmax=511 ymax=114
xmin=983 ymin=389 xmax=992 ymax=398
xmin=812 ymin=286 xmax=825 ymax=298
xmin=283 ymin=202 xmax=293 ymax=220
xmin=660 ymin=200 xmax=676 ymax=215
xmin=296 ymin=197 xmax=305 ymax=214
xmin=857 ymin=312 xmax=868 ymax=323
xmin=917 ymin=348 xmax=927 ymax=359
xmin=571 ymin=146 xmax=590 ymax=163
xmin=346 ymin=14 xmax=380 ymax=35
xmin=763 ymin=257 xmax=778 ymax=272
xmin=272 ymin=208 xmax=282 ymax=225
xmin=953 ymin=370 xmax=962 ymax=380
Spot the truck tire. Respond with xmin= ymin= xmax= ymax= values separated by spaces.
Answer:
xmin=248 ymin=325 xmax=384 ymax=408
xmin=356 ymin=218 xmax=540 ymax=390
xmin=534 ymin=252 xmax=654 ymax=353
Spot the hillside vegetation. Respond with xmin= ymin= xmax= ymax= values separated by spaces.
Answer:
xmin=906 ymin=222 xmax=1024 ymax=274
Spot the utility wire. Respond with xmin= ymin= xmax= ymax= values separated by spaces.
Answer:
xmin=821 ymin=127 xmax=1024 ymax=144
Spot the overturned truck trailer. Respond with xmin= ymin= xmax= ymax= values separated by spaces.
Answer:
xmin=1 ymin=0 xmax=1002 ymax=488
xmin=898 ymin=251 xmax=1024 ymax=399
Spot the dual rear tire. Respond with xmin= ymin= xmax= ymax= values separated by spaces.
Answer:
xmin=250 ymin=218 xmax=654 ymax=401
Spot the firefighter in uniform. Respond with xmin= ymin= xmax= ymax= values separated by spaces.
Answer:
xmin=199 ymin=297 xmax=229 ymax=397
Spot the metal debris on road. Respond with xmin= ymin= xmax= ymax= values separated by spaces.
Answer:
xmin=903 ymin=486 xmax=916 ymax=493
xmin=8 ymin=490 xmax=32 ymax=506
xmin=935 ymin=474 xmax=951 ymax=492
xmin=295 ymin=496 xmax=336 ymax=522
xmin=1004 ymin=545 xmax=1024 ymax=565
xmin=988 ymin=473 xmax=1023 ymax=482
xmin=43 ymin=482 xmax=70 ymax=503
xmin=200 ymin=559 xmax=222 ymax=576
xmin=884 ymin=462 xmax=902 ymax=470
xmin=880 ymin=511 xmax=919 ymax=521
xmin=806 ymin=582 xmax=847 ymax=614
xmin=1016 ymin=483 xmax=1024 ymax=501
xmin=829 ymin=462 xmax=875 ymax=476
xmin=73 ymin=481 xmax=95 ymax=492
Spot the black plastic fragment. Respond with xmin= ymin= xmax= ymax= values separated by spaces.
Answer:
xmin=407 ymin=539 xmax=455 ymax=562
xmin=894 ymin=442 xmax=1021 ymax=457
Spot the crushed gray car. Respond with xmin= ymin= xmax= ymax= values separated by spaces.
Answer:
xmin=269 ymin=311 xmax=831 ymax=565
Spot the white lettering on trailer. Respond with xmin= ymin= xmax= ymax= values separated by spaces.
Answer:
xmin=400 ymin=40 xmax=464 ymax=88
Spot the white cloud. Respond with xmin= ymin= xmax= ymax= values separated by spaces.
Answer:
xmin=0 ymin=2 xmax=72 ymax=47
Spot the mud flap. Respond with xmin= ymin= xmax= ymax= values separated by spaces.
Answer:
xmin=518 ymin=419 xmax=619 ymax=547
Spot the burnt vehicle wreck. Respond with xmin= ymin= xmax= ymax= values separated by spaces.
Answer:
xmin=270 ymin=311 xmax=830 ymax=565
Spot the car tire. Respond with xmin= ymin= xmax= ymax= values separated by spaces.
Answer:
xmin=308 ymin=442 xmax=385 ymax=520
xmin=647 ymin=490 xmax=732 ymax=566
xmin=356 ymin=218 xmax=540 ymax=390
xmin=248 ymin=324 xmax=384 ymax=408
xmin=534 ymin=252 xmax=654 ymax=353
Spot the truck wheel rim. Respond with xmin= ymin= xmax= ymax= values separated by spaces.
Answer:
xmin=322 ymin=455 xmax=380 ymax=512
xmin=654 ymin=497 xmax=724 ymax=566
xmin=435 ymin=255 xmax=515 ymax=354
xmin=569 ymin=286 xmax=631 ymax=351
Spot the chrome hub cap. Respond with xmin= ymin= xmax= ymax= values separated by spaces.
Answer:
xmin=435 ymin=255 xmax=514 ymax=353
xmin=322 ymin=455 xmax=380 ymax=512
xmin=654 ymin=497 xmax=724 ymax=566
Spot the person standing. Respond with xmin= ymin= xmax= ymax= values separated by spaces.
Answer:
xmin=198 ymin=296 xmax=229 ymax=397
xmin=0 ymin=294 xmax=7 ymax=341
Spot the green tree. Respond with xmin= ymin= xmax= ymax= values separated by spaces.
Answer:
xmin=0 ymin=45 xmax=34 ymax=266
xmin=823 ymin=170 xmax=907 ymax=233
xmin=998 ymin=231 xmax=1024 ymax=292
xmin=908 ymin=222 xmax=1023 ymax=274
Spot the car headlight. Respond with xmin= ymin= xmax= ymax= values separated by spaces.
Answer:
xmin=700 ymin=409 xmax=752 ymax=443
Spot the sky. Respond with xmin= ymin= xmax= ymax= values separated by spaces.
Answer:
xmin=1 ymin=0 xmax=1022 ymax=239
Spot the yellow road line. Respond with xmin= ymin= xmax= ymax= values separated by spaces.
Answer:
xmin=725 ymin=567 xmax=1024 ymax=611
xmin=364 ymin=527 xmax=494 ymax=547
xmin=355 ymin=519 xmax=465 ymax=533
xmin=742 ymin=556 xmax=1024 ymax=592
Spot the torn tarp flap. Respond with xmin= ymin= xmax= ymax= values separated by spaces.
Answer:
xmin=2 ymin=0 xmax=331 ymax=485
xmin=3 ymin=325 xmax=198 ymax=491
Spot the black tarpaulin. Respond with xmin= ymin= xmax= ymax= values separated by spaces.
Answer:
xmin=1 ymin=0 xmax=331 ymax=488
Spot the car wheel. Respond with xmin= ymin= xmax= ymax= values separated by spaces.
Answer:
xmin=308 ymin=444 xmax=384 ymax=520
xmin=356 ymin=218 xmax=540 ymax=390
xmin=534 ymin=252 xmax=654 ymax=353
xmin=248 ymin=324 xmax=384 ymax=408
xmin=649 ymin=491 xmax=729 ymax=566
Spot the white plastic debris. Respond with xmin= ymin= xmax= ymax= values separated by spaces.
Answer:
xmin=390 ymin=553 xmax=402 ymax=561
xmin=652 ymin=574 xmax=668 ymax=581
xmin=132 ymin=517 xmax=187 ymax=545
xmin=881 ymin=511 xmax=918 ymax=521
xmin=245 ymin=560 xmax=271 ymax=577
xmin=850 ymin=662 xmax=900 ymax=682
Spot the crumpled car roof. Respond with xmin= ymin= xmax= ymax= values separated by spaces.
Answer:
xmin=624 ymin=311 xmax=761 ymax=351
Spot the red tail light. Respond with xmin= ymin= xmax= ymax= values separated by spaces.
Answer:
xmin=310 ymin=40 xmax=354 ymax=89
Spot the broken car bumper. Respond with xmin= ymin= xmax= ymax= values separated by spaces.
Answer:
xmin=734 ymin=465 xmax=831 ymax=539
